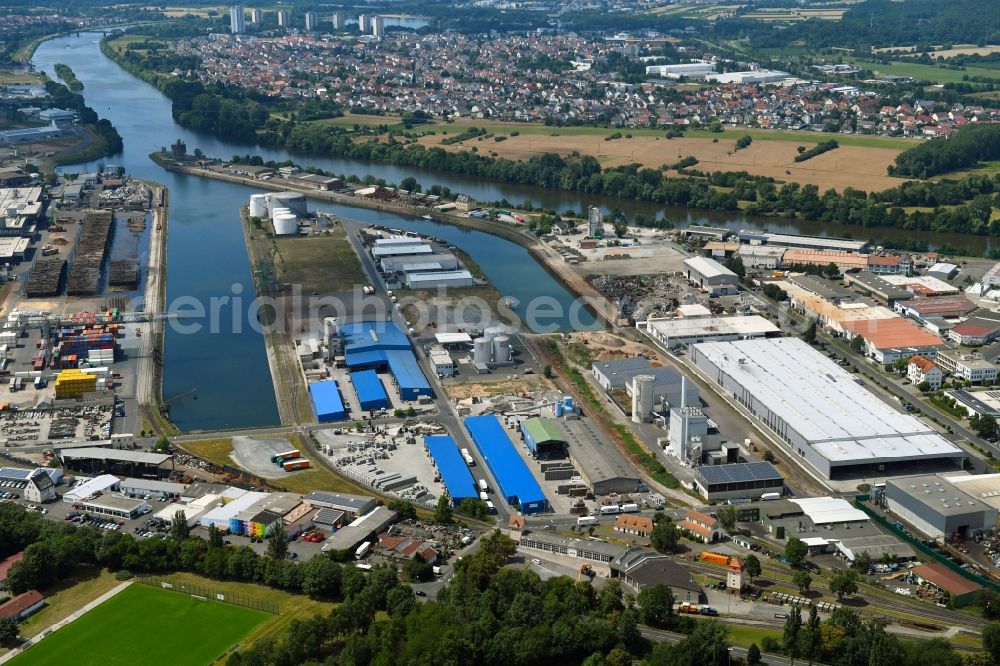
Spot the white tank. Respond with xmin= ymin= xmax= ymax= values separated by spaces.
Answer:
xmin=473 ymin=338 xmax=491 ymax=365
xmin=273 ymin=213 xmax=298 ymax=236
xmin=631 ymin=374 xmax=655 ymax=424
xmin=269 ymin=191 xmax=308 ymax=216
xmin=249 ymin=194 xmax=268 ymax=217
xmin=270 ymin=206 xmax=293 ymax=221
xmin=492 ymin=335 xmax=512 ymax=363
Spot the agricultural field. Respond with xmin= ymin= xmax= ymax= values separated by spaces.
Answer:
xmin=647 ymin=4 xmax=742 ymax=21
xmin=414 ymin=128 xmax=907 ymax=191
xmin=10 ymin=584 xmax=269 ymax=666
xmin=873 ymin=44 xmax=1000 ymax=59
xmin=844 ymin=57 xmax=1000 ymax=83
xmin=745 ymin=7 xmax=847 ymax=21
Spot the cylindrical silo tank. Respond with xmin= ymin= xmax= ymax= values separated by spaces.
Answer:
xmin=631 ymin=375 xmax=655 ymax=424
xmin=492 ymin=335 xmax=511 ymax=363
xmin=473 ymin=338 xmax=490 ymax=365
xmin=270 ymin=206 xmax=294 ymax=221
xmin=554 ymin=401 xmax=564 ymax=417
xmin=273 ymin=213 xmax=298 ymax=236
xmin=270 ymin=191 xmax=308 ymax=217
xmin=249 ymin=194 xmax=268 ymax=217
xmin=563 ymin=396 xmax=574 ymax=412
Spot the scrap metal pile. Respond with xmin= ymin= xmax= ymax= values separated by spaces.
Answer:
xmin=98 ymin=179 xmax=151 ymax=211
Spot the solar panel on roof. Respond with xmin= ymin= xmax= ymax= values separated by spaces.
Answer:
xmin=0 ymin=468 xmax=31 ymax=480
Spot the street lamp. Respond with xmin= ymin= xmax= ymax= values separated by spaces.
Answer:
xmin=727 ymin=647 xmax=734 ymax=666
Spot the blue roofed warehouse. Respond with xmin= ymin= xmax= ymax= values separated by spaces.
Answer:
xmin=340 ymin=321 xmax=432 ymax=401
xmin=464 ymin=414 xmax=548 ymax=514
xmin=309 ymin=380 xmax=347 ymax=422
xmin=424 ymin=435 xmax=478 ymax=505
xmin=350 ymin=369 xmax=390 ymax=411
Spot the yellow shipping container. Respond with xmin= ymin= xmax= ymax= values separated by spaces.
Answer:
xmin=54 ymin=369 xmax=97 ymax=399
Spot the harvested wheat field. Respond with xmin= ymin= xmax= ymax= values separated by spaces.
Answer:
xmin=418 ymin=132 xmax=905 ymax=191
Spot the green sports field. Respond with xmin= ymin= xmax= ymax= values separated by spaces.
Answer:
xmin=11 ymin=584 xmax=269 ymax=665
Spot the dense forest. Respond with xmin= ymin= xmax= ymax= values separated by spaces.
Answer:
xmin=891 ymin=124 xmax=1000 ymax=178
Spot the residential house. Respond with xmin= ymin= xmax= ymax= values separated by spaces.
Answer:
xmin=679 ymin=509 xmax=721 ymax=544
xmin=907 ymin=355 xmax=943 ymax=390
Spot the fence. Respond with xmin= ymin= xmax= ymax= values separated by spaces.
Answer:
xmin=854 ymin=494 xmax=1000 ymax=594
xmin=134 ymin=576 xmax=280 ymax=614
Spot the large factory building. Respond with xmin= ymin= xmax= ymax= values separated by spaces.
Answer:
xmin=885 ymin=474 xmax=999 ymax=541
xmin=690 ymin=338 xmax=964 ymax=480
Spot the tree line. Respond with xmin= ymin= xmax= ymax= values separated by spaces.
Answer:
xmin=43 ymin=80 xmax=122 ymax=156
xmin=891 ymin=124 xmax=1000 ymax=178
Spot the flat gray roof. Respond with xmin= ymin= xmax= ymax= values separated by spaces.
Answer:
xmin=887 ymin=474 xmax=993 ymax=517
xmin=561 ymin=417 xmax=641 ymax=486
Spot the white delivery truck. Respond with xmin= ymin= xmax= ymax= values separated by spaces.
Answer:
xmin=479 ymin=491 xmax=489 ymax=501
xmin=461 ymin=448 xmax=475 ymax=466
xmin=600 ymin=505 xmax=622 ymax=515
xmin=577 ymin=516 xmax=598 ymax=526
xmin=478 ymin=479 xmax=489 ymax=493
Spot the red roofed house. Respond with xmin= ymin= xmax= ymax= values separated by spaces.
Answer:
xmin=867 ymin=254 xmax=910 ymax=276
xmin=614 ymin=514 xmax=654 ymax=538
xmin=0 ymin=590 xmax=43 ymax=621
xmin=0 ymin=552 xmax=23 ymax=590
xmin=907 ymin=355 xmax=943 ymax=390
xmin=378 ymin=534 xmax=438 ymax=564
xmin=679 ymin=509 xmax=721 ymax=544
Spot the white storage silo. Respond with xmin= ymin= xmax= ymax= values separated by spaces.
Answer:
xmin=631 ymin=374 xmax=655 ymax=424
xmin=492 ymin=334 xmax=512 ymax=364
xmin=270 ymin=206 xmax=292 ymax=221
xmin=273 ymin=212 xmax=298 ymax=236
xmin=270 ymin=191 xmax=308 ymax=217
xmin=473 ymin=338 xmax=491 ymax=365
xmin=249 ymin=194 xmax=268 ymax=217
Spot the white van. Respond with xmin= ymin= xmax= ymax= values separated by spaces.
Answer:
xmin=479 ymin=491 xmax=489 ymax=501
xmin=485 ymin=500 xmax=496 ymax=514
xmin=478 ymin=479 xmax=489 ymax=493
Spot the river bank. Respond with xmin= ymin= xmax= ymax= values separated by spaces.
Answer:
xmin=238 ymin=205 xmax=309 ymax=427
xmin=137 ymin=183 xmax=175 ymax=436
xmin=151 ymin=152 xmax=616 ymax=328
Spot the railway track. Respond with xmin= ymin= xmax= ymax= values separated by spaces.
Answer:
xmin=678 ymin=557 xmax=988 ymax=632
